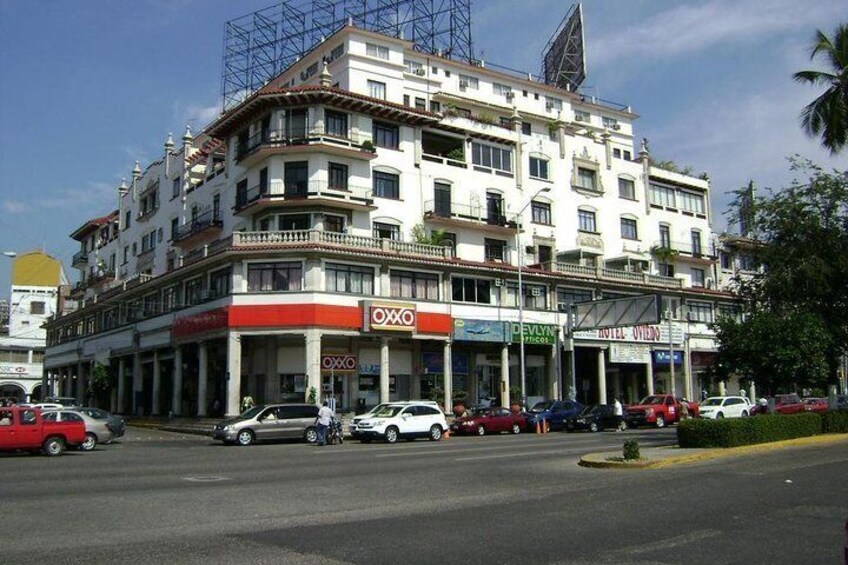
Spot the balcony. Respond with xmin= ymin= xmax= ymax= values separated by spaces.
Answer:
xmin=136 ymin=204 xmax=159 ymax=222
xmin=423 ymin=200 xmax=517 ymax=235
xmin=234 ymin=180 xmax=375 ymax=215
xmin=551 ymin=262 xmax=683 ymax=289
xmin=72 ymin=250 xmax=88 ymax=268
xmin=174 ymin=209 xmax=223 ymax=247
xmin=236 ymin=126 xmax=377 ymax=167
xmin=651 ymin=240 xmax=717 ymax=265
xmin=232 ymin=229 xmax=453 ymax=260
xmin=135 ymin=248 xmax=155 ymax=273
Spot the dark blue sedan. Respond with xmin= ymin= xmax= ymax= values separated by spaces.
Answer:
xmin=524 ymin=400 xmax=584 ymax=431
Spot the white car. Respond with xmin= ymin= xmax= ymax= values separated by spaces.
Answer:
xmin=349 ymin=400 xmax=441 ymax=439
xmin=354 ymin=402 xmax=448 ymax=443
xmin=698 ymin=396 xmax=753 ymax=419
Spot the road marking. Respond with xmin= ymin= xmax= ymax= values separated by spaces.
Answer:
xmin=454 ymin=447 xmax=589 ymax=461
xmin=182 ymin=476 xmax=232 ymax=482
xmin=612 ymin=529 xmax=722 ymax=555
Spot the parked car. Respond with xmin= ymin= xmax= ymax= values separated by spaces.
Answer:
xmin=524 ymin=399 xmax=584 ymax=431
xmin=751 ymin=393 xmax=805 ymax=415
xmin=76 ymin=407 xmax=126 ymax=438
xmin=802 ymin=398 xmax=829 ymax=413
xmin=565 ymin=404 xmax=627 ymax=432
xmin=44 ymin=397 xmax=79 ymax=407
xmin=212 ymin=403 xmax=319 ymax=446
xmin=30 ymin=403 xmax=64 ymax=410
xmin=0 ymin=406 xmax=86 ymax=456
xmin=452 ymin=407 xmax=527 ymax=435
xmin=349 ymin=400 xmax=441 ymax=440
xmin=354 ymin=402 xmax=448 ymax=443
xmin=625 ymin=394 xmax=699 ymax=428
xmin=698 ymin=396 xmax=752 ymax=419
xmin=836 ymin=395 xmax=848 ymax=410
xmin=41 ymin=409 xmax=113 ymax=451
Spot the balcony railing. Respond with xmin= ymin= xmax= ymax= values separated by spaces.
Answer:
xmin=236 ymin=126 xmax=373 ymax=161
xmin=232 ymin=230 xmax=454 ymax=259
xmin=421 ymin=153 xmax=468 ymax=168
xmin=137 ymin=204 xmax=159 ymax=222
xmin=174 ymin=209 xmax=223 ymax=241
xmin=235 ymin=180 xmax=373 ymax=211
xmin=423 ymin=200 xmax=511 ymax=227
xmin=72 ymin=250 xmax=88 ymax=266
xmin=551 ymin=261 xmax=683 ymax=288
xmin=651 ymin=240 xmax=717 ymax=259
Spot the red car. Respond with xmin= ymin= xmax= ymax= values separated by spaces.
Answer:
xmin=802 ymin=398 xmax=828 ymax=413
xmin=751 ymin=393 xmax=806 ymax=415
xmin=451 ymin=407 xmax=527 ymax=436
xmin=0 ymin=406 xmax=86 ymax=456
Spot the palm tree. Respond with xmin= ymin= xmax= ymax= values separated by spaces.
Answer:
xmin=793 ymin=24 xmax=848 ymax=155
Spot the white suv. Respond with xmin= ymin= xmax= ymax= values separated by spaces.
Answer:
xmin=698 ymin=396 xmax=753 ymax=419
xmin=349 ymin=400 xmax=440 ymax=439
xmin=354 ymin=402 xmax=448 ymax=443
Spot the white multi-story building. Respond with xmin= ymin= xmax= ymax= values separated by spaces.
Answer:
xmin=45 ymin=25 xmax=737 ymax=417
xmin=1 ymin=251 xmax=66 ymax=401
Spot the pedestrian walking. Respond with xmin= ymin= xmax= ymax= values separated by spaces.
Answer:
xmin=315 ymin=401 xmax=334 ymax=446
xmin=701 ymin=388 xmax=708 ymax=401
xmin=241 ymin=394 xmax=255 ymax=412
xmin=740 ymin=388 xmax=747 ymax=399
xmin=613 ymin=398 xmax=624 ymax=431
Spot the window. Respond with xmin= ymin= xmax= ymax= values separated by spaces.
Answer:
xmin=493 ymin=83 xmax=512 ymax=97
xmin=484 ymin=238 xmax=506 ymax=262
xmin=471 ymin=142 xmax=512 ymax=173
xmin=365 ymin=43 xmax=389 ymax=60
xmin=680 ymin=191 xmax=705 ymax=214
xmin=125 ymin=210 xmax=131 ymax=230
xmin=687 ymin=301 xmax=714 ymax=323
xmin=429 ymin=100 xmax=440 ymax=113
xmin=278 ymin=214 xmax=309 ymax=231
xmin=650 ymin=183 xmax=677 ymax=208
xmin=578 ymin=209 xmax=596 ymax=233
xmin=691 ymin=230 xmax=703 ymax=256
xmin=486 ymin=192 xmax=504 ymax=224
xmin=373 ymin=222 xmax=400 ymax=240
xmin=162 ymin=286 xmax=179 ymax=311
xmin=325 ymin=215 xmax=345 ymax=233
xmin=621 ymin=217 xmax=638 ymax=240
xmin=170 ymin=217 xmax=178 ymax=241
xmin=325 ymin=110 xmax=348 ymax=137
xmin=602 ymin=116 xmax=618 ymax=129
xmin=328 ymin=163 xmax=348 ymax=190
xmin=576 ymin=167 xmax=597 ymax=191
xmin=122 ymin=246 xmax=129 ymax=264
xmin=658 ymin=263 xmax=675 ymax=277
xmin=613 ymin=148 xmax=621 ymax=159
xmin=718 ymin=304 xmax=741 ymax=321
xmin=284 ymin=161 xmax=308 ymax=196
xmin=506 ymin=283 xmax=547 ymax=309
xmin=390 ymin=270 xmax=439 ymax=300
xmin=574 ymin=110 xmax=590 ymax=122
xmin=691 ymin=268 xmax=705 ymax=287
xmin=618 ymin=177 xmax=636 ymax=200
xmin=720 ymin=251 xmax=732 ymax=270
xmin=529 ymin=157 xmax=549 ymax=180
xmin=659 ymin=224 xmax=672 ymax=248
xmin=433 ymin=182 xmax=452 ymax=217
xmin=247 ymin=262 xmax=303 ymax=292
xmin=326 ymin=263 xmax=374 ymax=295
xmin=458 ymin=74 xmax=478 ymax=90
xmin=623 ymin=150 xmax=632 ymax=160
xmin=172 ymin=177 xmax=180 ymax=199
xmin=328 ymin=44 xmax=344 ymax=61
xmin=452 ymin=277 xmax=491 ymax=304
xmin=373 ymin=171 xmax=400 ymax=199
xmin=546 ymin=97 xmax=563 ymax=111
xmin=414 ymin=97 xmax=426 ymax=111
xmin=373 ymin=121 xmax=399 ymax=149
xmin=557 ymin=288 xmax=593 ymax=312
xmin=30 ymin=301 xmax=45 ymax=315
xmin=739 ymin=253 xmax=757 ymax=272
xmin=521 ymin=122 xmax=531 ymax=136
xmin=405 ymin=60 xmax=424 ymax=74
xmin=367 ymin=80 xmax=386 ymax=100
xmin=184 ymin=277 xmax=205 ymax=306
xmin=531 ymin=201 xmax=551 ymax=225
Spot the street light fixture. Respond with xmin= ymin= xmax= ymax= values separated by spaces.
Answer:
xmin=3 ymin=252 xmax=16 ymax=258
xmin=515 ymin=186 xmax=551 ymax=408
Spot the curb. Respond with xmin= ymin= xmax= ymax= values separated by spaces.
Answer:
xmin=579 ymin=433 xmax=848 ymax=470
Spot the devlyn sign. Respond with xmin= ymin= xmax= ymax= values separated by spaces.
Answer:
xmin=453 ymin=319 xmax=558 ymax=345
xmin=509 ymin=322 xmax=558 ymax=345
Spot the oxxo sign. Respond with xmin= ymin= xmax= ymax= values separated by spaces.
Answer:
xmin=364 ymin=302 xmax=416 ymax=332
xmin=321 ymin=355 xmax=357 ymax=372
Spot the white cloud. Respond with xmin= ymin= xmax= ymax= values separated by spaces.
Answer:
xmin=591 ymin=0 xmax=843 ymax=67
xmin=184 ymin=102 xmax=222 ymax=130
xmin=41 ymin=181 xmax=116 ymax=211
xmin=3 ymin=200 xmax=29 ymax=214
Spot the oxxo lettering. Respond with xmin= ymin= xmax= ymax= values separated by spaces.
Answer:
xmin=370 ymin=306 xmax=415 ymax=328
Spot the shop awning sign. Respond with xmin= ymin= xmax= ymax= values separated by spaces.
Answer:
xmin=363 ymin=302 xmax=416 ymax=332
xmin=453 ymin=319 xmax=506 ymax=343
xmin=0 ymin=364 xmax=29 ymax=375
xmin=509 ymin=322 xmax=558 ymax=345
xmin=609 ymin=343 xmax=651 ymax=364
xmin=321 ymin=355 xmax=357 ymax=372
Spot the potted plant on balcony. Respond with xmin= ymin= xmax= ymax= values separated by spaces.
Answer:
xmin=446 ymin=147 xmax=465 ymax=162
xmin=360 ymin=139 xmax=376 ymax=153
xmin=649 ymin=244 xmax=678 ymax=264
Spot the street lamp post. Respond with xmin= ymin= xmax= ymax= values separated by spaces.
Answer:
xmin=515 ymin=186 xmax=551 ymax=408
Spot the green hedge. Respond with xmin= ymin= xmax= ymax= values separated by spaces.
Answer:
xmin=677 ymin=413 xmax=823 ymax=448
xmin=821 ymin=409 xmax=848 ymax=433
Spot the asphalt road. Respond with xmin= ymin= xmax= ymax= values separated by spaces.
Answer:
xmin=2 ymin=426 xmax=846 ymax=564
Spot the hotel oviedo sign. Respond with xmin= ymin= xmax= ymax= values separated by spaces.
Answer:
xmin=573 ymin=323 xmax=683 ymax=345
xmin=509 ymin=323 xmax=558 ymax=345
xmin=363 ymin=302 xmax=416 ymax=332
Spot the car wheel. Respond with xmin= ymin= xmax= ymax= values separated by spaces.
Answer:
xmin=304 ymin=427 xmax=318 ymax=444
xmin=589 ymin=422 xmax=599 ymax=433
xmin=429 ymin=425 xmax=443 ymax=441
xmin=716 ymin=412 xmax=724 ymax=419
xmin=476 ymin=424 xmax=486 ymax=436
xmin=511 ymin=423 xmax=521 ymax=435
xmin=80 ymin=432 xmax=97 ymax=452
xmin=656 ymin=415 xmax=666 ymax=428
xmin=385 ymin=426 xmax=399 ymax=444
xmin=741 ymin=410 xmax=749 ymax=417
xmin=236 ymin=430 xmax=254 ymax=446
xmin=43 ymin=437 xmax=64 ymax=457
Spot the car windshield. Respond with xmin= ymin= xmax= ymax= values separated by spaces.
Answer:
xmin=638 ymin=396 xmax=666 ymax=405
xmin=529 ymin=401 xmax=552 ymax=413
xmin=82 ymin=408 xmax=108 ymax=419
xmin=239 ymin=406 xmax=264 ymax=419
xmin=470 ymin=408 xmax=491 ymax=417
xmin=372 ymin=406 xmax=405 ymax=417
xmin=702 ymin=398 xmax=724 ymax=406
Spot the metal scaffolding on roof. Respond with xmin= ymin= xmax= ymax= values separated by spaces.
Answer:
xmin=221 ymin=0 xmax=474 ymax=110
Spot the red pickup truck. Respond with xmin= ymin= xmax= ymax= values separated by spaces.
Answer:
xmin=0 ymin=406 xmax=86 ymax=456
xmin=625 ymin=394 xmax=700 ymax=428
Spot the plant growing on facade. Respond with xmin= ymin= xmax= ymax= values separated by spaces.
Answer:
xmin=307 ymin=386 xmax=318 ymax=405
xmin=444 ymin=102 xmax=459 ymax=117
xmin=547 ymin=119 xmax=562 ymax=137
xmin=360 ymin=139 xmax=376 ymax=153
xmin=475 ymin=112 xmax=494 ymax=125
xmin=410 ymin=224 xmax=448 ymax=246
xmin=446 ymin=147 xmax=465 ymax=161
xmin=649 ymin=245 xmax=678 ymax=263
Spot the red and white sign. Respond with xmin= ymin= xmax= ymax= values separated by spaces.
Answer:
xmin=321 ymin=354 xmax=357 ymax=372
xmin=366 ymin=302 xmax=416 ymax=332
xmin=0 ymin=364 xmax=29 ymax=375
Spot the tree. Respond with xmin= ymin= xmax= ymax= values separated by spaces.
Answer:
xmin=793 ymin=23 xmax=848 ymax=154
xmin=714 ymin=159 xmax=848 ymax=391
xmin=410 ymin=224 xmax=448 ymax=246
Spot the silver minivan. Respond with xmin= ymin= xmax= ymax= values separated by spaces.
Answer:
xmin=212 ymin=404 xmax=319 ymax=446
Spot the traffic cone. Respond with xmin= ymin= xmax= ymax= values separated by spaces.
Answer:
xmin=443 ymin=427 xmax=451 ymax=439
xmin=544 ymin=420 xmax=550 ymax=434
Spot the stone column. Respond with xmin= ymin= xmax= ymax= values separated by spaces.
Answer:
xmin=500 ymin=343 xmax=510 ymax=408
xmin=305 ymin=329 xmax=322 ymax=403
xmin=683 ymin=341 xmax=693 ymax=401
xmin=748 ymin=382 xmax=756 ymax=402
xmin=172 ymin=345 xmax=183 ymax=416
xmin=225 ymin=331 xmax=242 ymax=417
xmin=443 ymin=341 xmax=452 ymax=414
xmin=548 ymin=343 xmax=558 ymax=400
xmin=75 ymin=361 xmax=85 ymax=404
xmin=265 ymin=336 xmax=277 ymax=404
xmin=197 ymin=342 xmax=208 ymax=417
xmin=411 ymin=340 xmax=421 ymax=400
xmin=646 ymin=358 xmax=655 ymax=396
xmin=597 ymin=348 xmax=607 ymax=405
xmin=718 ymin=380 xmax=727 ymax=396
xmin=151 ymin=350 xmax=161 ymax=416
xmin=117 ymin=357 xmax=126 ymax=414
xmin=379 ymin=337 xmax=390 ymax=404
xmin=132 ymin=351 xmax=141 ymax=415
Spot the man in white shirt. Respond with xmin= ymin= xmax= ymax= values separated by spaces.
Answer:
xmin=613 ymin=398 xmax=624 ymax=431
xmin=316 ymin=401 xmax=334 ymax=446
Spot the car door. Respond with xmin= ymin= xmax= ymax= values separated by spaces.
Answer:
xmin=397 ymin=406 xmax=418 ymax=436
xmin=255 ymin=407 xmax=281 ymax=440
xmin=491 ymin=408 xmax=511 ymax=432
xmin=290 ymin=405 xmax=318 ymax=438
xmin=725 ymin=398 xmax=743 ymax=417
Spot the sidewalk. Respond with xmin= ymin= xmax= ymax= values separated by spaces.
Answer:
xmin=579 ymin=433 xmax=848 ymax=469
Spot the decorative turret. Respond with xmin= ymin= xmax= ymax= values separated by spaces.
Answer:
xmin=182 ymin=125 xmax=193 ymax=148
xmin=164 ymin=132 xmax=175 ymax=152
xmin=319 ymin=60 xmax=332 ymax=87
xmin=118 ymin=178 xmax=129 ymax=196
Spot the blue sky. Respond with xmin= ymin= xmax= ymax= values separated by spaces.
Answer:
xmin=1 ymin=0 xmax=846 ymax=298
